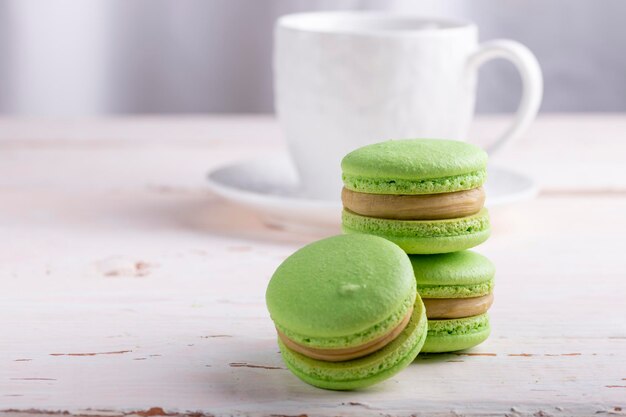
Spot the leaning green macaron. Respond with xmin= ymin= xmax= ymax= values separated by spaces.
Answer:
xmin=266 ymin=234 xmax=427 ymax=390
xmin=341 ymin=139 xmax=487 ymax=195
xmin=410 ymin=251 xmax=495 ymax=353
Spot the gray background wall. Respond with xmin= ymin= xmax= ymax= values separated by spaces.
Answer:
xmin=0 ymin=0 xmax=624 ymax=116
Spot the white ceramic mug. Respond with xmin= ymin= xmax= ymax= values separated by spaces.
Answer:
xmin=274 ymin=12 xmax=543 ymax=200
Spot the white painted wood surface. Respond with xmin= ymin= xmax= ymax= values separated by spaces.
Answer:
xmin=1 ymin=115 xmax=625 ymax=417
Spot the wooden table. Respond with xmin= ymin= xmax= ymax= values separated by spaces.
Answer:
xmin=1 ymin=115 xmax=625 ymax=417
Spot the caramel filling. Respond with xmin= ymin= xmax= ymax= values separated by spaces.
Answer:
xmin=423 ymin=293 xmax=493 ymax=319
xmin=277 ymin=307 xmax=413 ymax=362
xmin=341 ymin=187 xmax=485 ymax=220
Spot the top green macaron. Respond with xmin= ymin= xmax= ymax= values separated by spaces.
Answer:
xmin=266 ymin=234 xmax=416 ymax=350
xmin=410 ymin=251 xmax=495 ymax=298
xmin=341 ymin=139 xmax=488 ymax=195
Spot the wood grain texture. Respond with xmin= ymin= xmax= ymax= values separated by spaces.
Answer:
xmin=1 ymin=115 xmax=625 ymax=417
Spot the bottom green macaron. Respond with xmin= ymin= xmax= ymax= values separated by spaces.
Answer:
xmin=279 ymin=298 xmax=428 ymax=391
xmin=342 ymin=209 xmax=491 ymax=254
xmin=421 ymin=313 xmax=490 ymax=353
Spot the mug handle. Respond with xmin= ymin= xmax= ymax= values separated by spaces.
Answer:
xmin=467 ymin=40 xmax=543 ymax=154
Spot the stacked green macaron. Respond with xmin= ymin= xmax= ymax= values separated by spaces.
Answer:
xmin=341 ymin=139 xmax=490 ymax=254
xmin=411 ymin=251 xmax=494 ymax=352
xmin=266 ymin=234 xmax=428 ymax=390
xmin=341 ymin=139 xmax=495 ymax=352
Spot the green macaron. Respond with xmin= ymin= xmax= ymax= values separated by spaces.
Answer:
xmin=340 ymin=139 xmax=490 ymax=253
xmin=266 ymin=234 xmax=427 ymax=390
xmin=410 ymin=251 xmax=495 ymax=353
xmin=342 ymin=208 xmax=491 ymax=254
xmin=341 ymin=139 xmax=488 ymax=195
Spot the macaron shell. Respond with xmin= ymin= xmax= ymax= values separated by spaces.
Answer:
xmin=342 ymin=209 xmax=491 ymax=254
xmin=416 ymin=279 xmax=494 ymax=298
xmin=341 ymin=139 xmax=487 ymax=195
xmin=278 ymin=298 xmax=428 ymax=391
xmin=342 ymin=170 xmax=486 ymax=195
xmin=360 ymin=230 xmax=492 ymax=255
xmin=410 ymin=251 xmax=496 ymax=287
xmin=413 ymin=251 xmax=495 ymax=298
xmin=421 ymin=313 xmax=491 ymax=353
xmin=266 ymin=234 xmax=416 ymax=349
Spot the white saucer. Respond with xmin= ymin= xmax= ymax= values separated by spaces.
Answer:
xmin=207 ymin=155 xmax=537 ymax=233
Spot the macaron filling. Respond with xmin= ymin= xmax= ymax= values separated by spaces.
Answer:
xmin=278 ymin=299 xmax=427 ymax=388
xmin=341 ymin=187 xmax=485 ymax=220
xmin=273 ymin=289 xmax=415 ymax=350
xmin=277 ymin=307 xmax=413 ymax=362
xmin=423 ymin=293 xmax=493 ymax=319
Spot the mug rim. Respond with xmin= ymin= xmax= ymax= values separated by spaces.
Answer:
xmin=277 ymin=11 xmax=476 ymax=36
